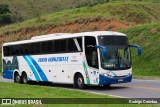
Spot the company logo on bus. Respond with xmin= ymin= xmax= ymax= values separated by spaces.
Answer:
xmin=38 ymin=56 xmax=69 ymax=62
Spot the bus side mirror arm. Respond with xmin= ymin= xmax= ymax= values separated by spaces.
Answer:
xmin=95 ymin=45 xmax=107 ymax=57
xmin=129 ymin=44 xmax=142 ymax=55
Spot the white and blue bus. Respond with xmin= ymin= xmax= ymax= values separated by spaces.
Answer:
xmin=2 ymin=31 xmax=141 ymax=89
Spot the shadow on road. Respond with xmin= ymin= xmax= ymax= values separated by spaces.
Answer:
xmin=0 ymin=76 xmax=129 ymax=91
xmin=28 ymin=81 xmax=129 ymax=91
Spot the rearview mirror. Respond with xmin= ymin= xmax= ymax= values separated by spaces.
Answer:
xmin=129 ymin=44 xmax=142 ymax=55
xmin=95 ymin=45 xmax=107 ymax=57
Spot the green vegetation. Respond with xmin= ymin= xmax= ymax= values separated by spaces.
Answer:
xmin=0 ymin=82 xmax=109 ymax=98
xmin=109 ymin=0 xmax=160 ymax=2
xmin=0 ymin=4 xmax=12 ymax=26
xmin=0 ymin=54 xmax=1 ymax=76
xmin=0 ymin=82 xmax=159 ymax=107
xmin=0 ymin=2 xmax=160 ymax=36
xmin=0 ymin=0 xmax=109 ymax=24
xmin=121 ymin=22 xmax=160 ymax=77
xmin=0 ymin=0 xmax=159 ymax=25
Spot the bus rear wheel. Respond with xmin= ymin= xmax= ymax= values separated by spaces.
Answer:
xmin=14 ymin=72 xmax=21 ymax=83
xmin=22 ymin=72 xmax=28 ymax=84
xmin=74 ymin=74 xmax=85 ymax=89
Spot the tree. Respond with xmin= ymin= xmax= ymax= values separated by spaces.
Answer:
xmin=0 ymin=4 xmax=12 ymax=25
xmin=0 ymin=4 xmax=11 ymax=14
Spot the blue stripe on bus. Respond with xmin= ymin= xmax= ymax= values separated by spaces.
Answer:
xmin=27 ymin=55 xmax=48 ymax=81
xmin=23 ymin=56 xmax=41 ymax=81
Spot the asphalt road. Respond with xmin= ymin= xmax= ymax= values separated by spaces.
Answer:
xmin=0 ymin=76 xmax=160 ymax=98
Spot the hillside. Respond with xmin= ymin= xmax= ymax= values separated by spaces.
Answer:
xmin=121 ymin=23 xmax=160 ymax=77
xmin=0 ymin=2 xmax=160 ymax=39
xmin=0 ymin=0 xmax=108 ymax=23
xmin=0 ymin=1 xmax=160 ymax=77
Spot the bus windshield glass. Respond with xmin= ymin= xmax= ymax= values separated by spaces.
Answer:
xmin=98 ymin=36 xmax=131 ymax=70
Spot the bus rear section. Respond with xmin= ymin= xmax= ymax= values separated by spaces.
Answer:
xmin=2 ymin=47 xmax=18 ymax=80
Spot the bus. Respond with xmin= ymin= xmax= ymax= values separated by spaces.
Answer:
xmin=2 ymin=31 xmax=141 ymax=89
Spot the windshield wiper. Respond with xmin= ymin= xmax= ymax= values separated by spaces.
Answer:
xmin=119 ymin=56 xmax=128 ymax=67
xmin=115 ymin=49 xmax=128 ymax=68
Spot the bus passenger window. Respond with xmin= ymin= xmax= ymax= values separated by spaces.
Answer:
xmin=11 ymin=45 xmax=20 ymax=56
xmin=3 ymin=46 xmax=11 ymax=56
xmin=20 ymin=44 xmax=30 ymax=55
xmin=30 ymin=42 xmax=41 ymax=55
xmin=54 ymin=40 xmax=67 ymax=53
xmin=41 ymin=41 xmax=53 ymax=54
xmin=68 ymin=39 xmax=77 ymax=52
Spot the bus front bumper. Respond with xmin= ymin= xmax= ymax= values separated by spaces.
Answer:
xmin=99 ymin=74 xmax=132 ymax=85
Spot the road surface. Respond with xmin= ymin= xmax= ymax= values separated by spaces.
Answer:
xmin=0 ymin=76 xmax=160 ymax=98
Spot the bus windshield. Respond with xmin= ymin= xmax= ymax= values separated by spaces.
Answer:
xmin=98 ymin=36 xmax=131 ymax=70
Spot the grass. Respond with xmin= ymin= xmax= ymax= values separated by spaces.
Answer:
xmin=0 ymin=0 xmax=159 ymax=24
xmin=0 ymin=2 xmax=160 ymax=36
xmin=0 ymin=82 xmax=159 ymax=107
xmin=0 ymin=82 xmax=109 ymax=98
xmin=0 ymin=0 xmax=108 ymax=23
xmin=121 ymin=22 xmax=160 ymax=78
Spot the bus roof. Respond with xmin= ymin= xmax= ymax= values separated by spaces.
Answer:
xmin=3 ymin=31 xmax=126 ymax=46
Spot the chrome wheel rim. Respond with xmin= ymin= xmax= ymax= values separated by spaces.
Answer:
xmin=16 ymin=75 xmax=19 ymax=82
xmin=23 ymin=76 xmax=27 ymax=83
xmin=77 ymin=78 xmax=82 ymax=86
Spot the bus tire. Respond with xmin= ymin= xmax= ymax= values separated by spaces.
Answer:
xmin=22 ymin=72 xmax=28 ymax=84
xmin=14 ymin=72 xmax=22 ymax=83
xmin=74 ymin=74 xmax=85 ymax=89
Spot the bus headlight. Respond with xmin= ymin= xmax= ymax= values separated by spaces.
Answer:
xmin=107 ymin=74 xmax=114 ymax=78
xmin=127 ymin=73 xmax=131 ymax=76
xmin=102 ymin=73 xmax=114 ymax=78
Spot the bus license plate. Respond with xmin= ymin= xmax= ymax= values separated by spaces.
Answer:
xmin=118 ymin=79 xmax=123 ymax=82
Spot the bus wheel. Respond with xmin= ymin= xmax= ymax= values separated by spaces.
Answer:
xmin=14 ymin=72 xmax=21 ymax=83
xmin=22 ymin=72 xmax=28 ymax=84
xmin=75 ymin=74 xmax=85 ymax=89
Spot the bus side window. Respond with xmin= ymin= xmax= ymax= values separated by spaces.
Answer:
xmin=54 ymin=40 xmax=67 ymax=53
xmin=41 ymin=41 xmax=53 ymax=54
xmin=30 ymin=42 xmax=41 ymax=55
xmin=20 ymin=44 xmax=30 ymax=55
xmin=85 ymin=36 xmax=99 ymax=69
xmin=74 ymin=37 xmax=82 ymax=52
xmin=68 ymin=39 xmax=77 ymax=52
xmin=25 ymin=44 xmax=30 ymax=55
xmin=41 ymin=42 xmax=47 ymax=54
xmin=15 ymin=45 xmax=20 ymax=56
xmin=11 ymin=45 xmax=20 ymax=56
xmin=77 ymin=38 xmax=82 ymax=51
xmin=67 ymin=37 xmax=82 ymax=53
xmin=3 ymin=46 xmax=11 ymax=56
xmin=46 ymin=41 xmax=53 ymax=53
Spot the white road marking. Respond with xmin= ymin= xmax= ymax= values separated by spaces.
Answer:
xmin=106 ymin=94 xmax=128 ymax=98
xmin=66 ymin=88 xmax=126 ymax=98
